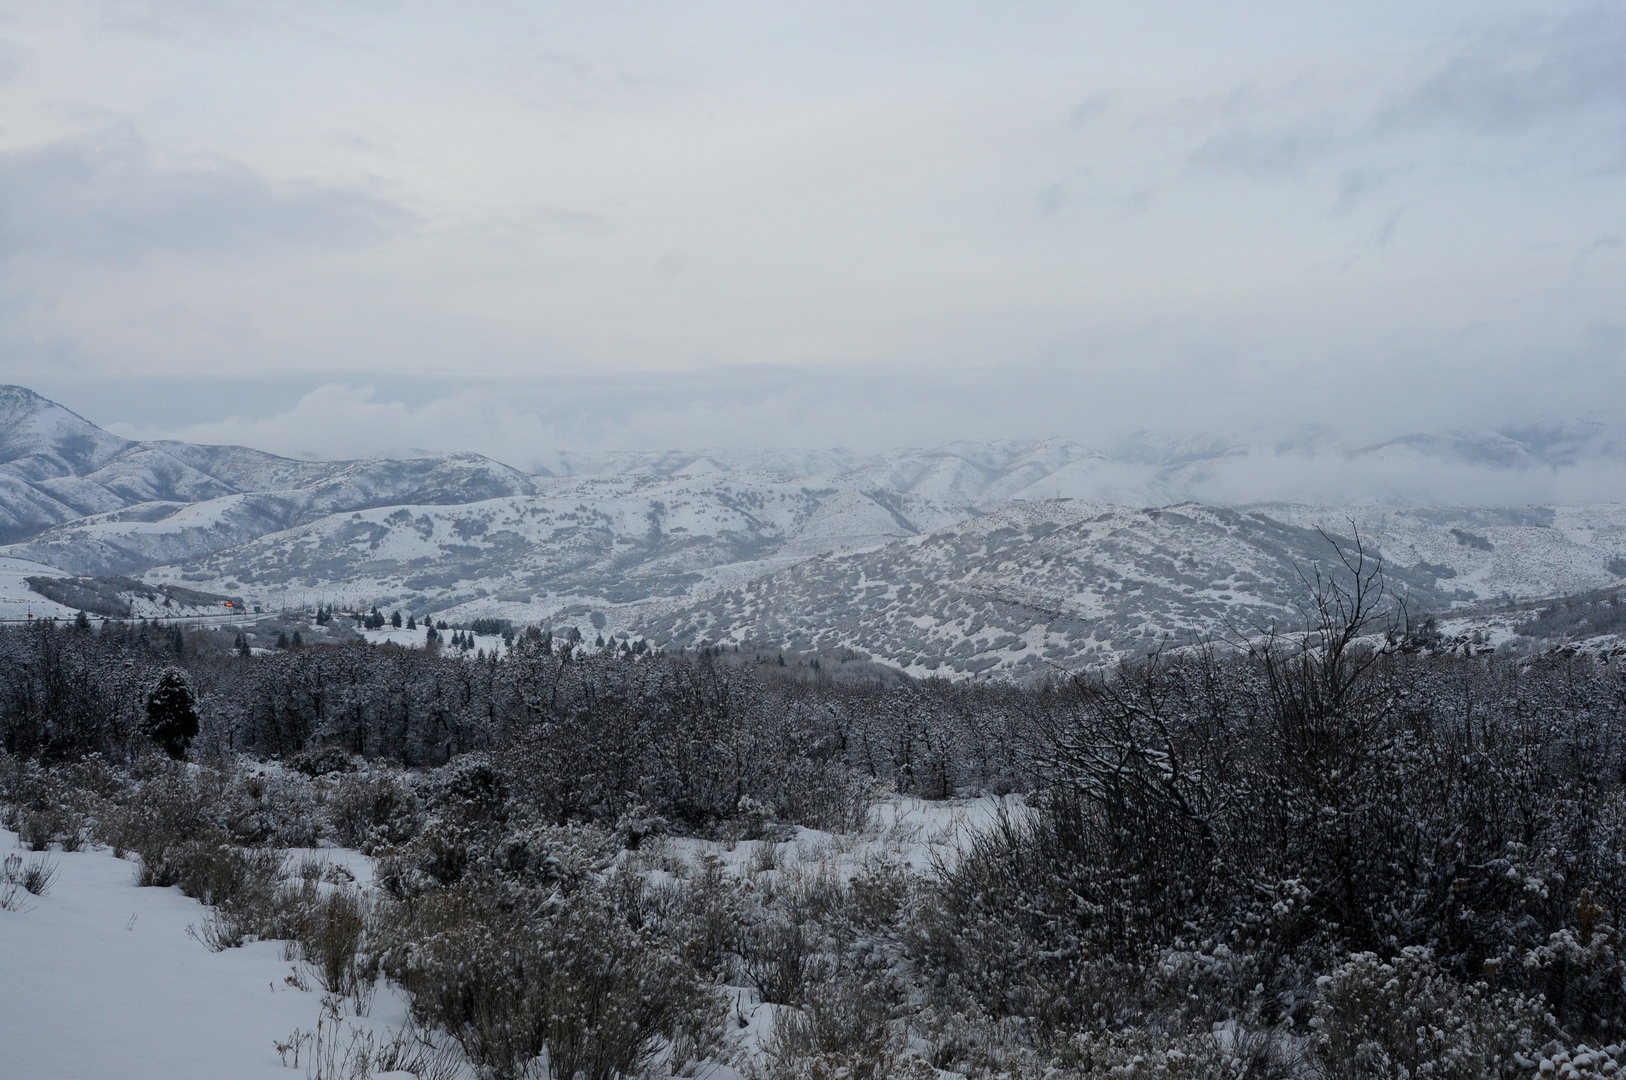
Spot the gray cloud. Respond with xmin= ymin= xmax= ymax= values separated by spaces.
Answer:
xmin=0 ymin=38 xmax=30 ymax=84
xmin=1381 ymin=7 xmax=1626 ymax=134
xmin=0 ymin=0 xmax=1620 ymax=496
xmin=0 ymin=128 xmax=407 ymax=265
xmin=1035 ymin=181 xmax=1069 ymax=215
xmin=1067 ymin=92 xmax=1113 ymax=127
xmin=1187 ymin=124 xmax=1339 ymax=178
xmin=1181 ymin=7 xmax=1626 ymax=194
xmin=1333 ymin=167 xmax=1393 ymax=213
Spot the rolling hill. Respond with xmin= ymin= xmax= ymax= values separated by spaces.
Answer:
xmin=3 ymin=384 xmax=1625 ymax=672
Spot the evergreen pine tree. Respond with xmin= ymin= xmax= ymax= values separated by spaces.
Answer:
xmin=143 ymin=669 xmax=199 ymax=760
xmin=391 ymin=610 xmax=402 ymax=628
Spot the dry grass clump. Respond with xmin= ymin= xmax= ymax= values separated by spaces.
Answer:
xmin=1 ymin=851 xmax=59 ymax=909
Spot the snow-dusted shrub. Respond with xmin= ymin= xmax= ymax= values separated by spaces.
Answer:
xmin=845 ymin=857 xmax=910 ymax=932
xmin=1520 ymin=902 xmax=1626 ymax=1041
xmin=286 ymin=743 xmax=358 ymax=777
xmin=428 ymin=753 xmax=508 ymax=825
xmin=379 ymin=885 xmax=722 ymax=1080
xmin=0 ymin=853 xmax=25 ymax=910
xmin=735 ymin=863 xmax=866 ymax=1007
xmin=145 ymin=834 xmax=285 ymax=914
xmin=0 ymin=755 xmax=98 ymax=851
xmin=375 ymin=821 xmax=472 ymax=895
xmin=907 ymin=1015 xmax=1294 ymax=1080
xmin=908 ymin=794 xmax=1143 ymax=1033
xmin=215 ymin=766 xmax=322 ymax=848
xmin=328 ymin=771 xmax=423 ymax=852
xmin=1309 ymin=948 xmax=1554 ymax=1080
xmin=98 ymin=757 xmax=322 ymax=856
xmin=753 ymin=972 xmax=910 ymax=1080
xmin=613 ymin=853 xmax=745 ymax=980
xmin=2 ymin=851 xmax=58 ymax=897
xmin=740 ymin=914 xmax=826 ymax=1006
xmin=1061 ymin=1026 xmax=1297 ymax=1080
xmin=17 ymin=806 xmax=81 ymax=851
xmin=374 ymin=817 xmax=617 ymax=898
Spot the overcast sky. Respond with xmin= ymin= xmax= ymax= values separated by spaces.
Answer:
xmin=2 ymin=1 xmax=1623 ymax=467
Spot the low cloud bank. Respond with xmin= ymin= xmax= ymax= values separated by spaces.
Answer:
xmin=105 ymin=382 xmax=1626 ymax=508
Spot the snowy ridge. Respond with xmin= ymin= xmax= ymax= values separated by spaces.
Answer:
xmin=634 ymin=501 xmax=1626 ymax=675
xmin=3 ymin=386 xmax=1626 ymax=673
xmin=132 ymin=474 xmax=971 ymax=622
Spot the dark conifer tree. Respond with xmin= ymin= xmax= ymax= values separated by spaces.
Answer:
xmin=142 ymin=669 xmax=199 ymax=760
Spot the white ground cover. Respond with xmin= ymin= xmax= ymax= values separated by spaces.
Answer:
xmin=0 ymin=556 xmax=78 ymax=622
xmin=0 ymin=795 xmax=1016 ymax=1078
xmin=0 ymin=830 xmax=418 ymax=1080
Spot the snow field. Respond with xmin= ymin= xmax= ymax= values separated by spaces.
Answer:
xmin=1 ymin=795 xmax=1018 ymax=1079
xmin=0 ymin=556 xmax=79 ymax=621
xmin=0 ymin=830 xmax=423 ymax=1080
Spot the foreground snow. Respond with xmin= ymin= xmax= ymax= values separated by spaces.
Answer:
xmin=0 ymin=830 xmax=418 ymax=1080
xmin=0 ymin=795 xmax=1015 ymax=1078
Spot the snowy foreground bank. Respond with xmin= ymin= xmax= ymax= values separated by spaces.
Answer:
xmin=0 ymin=831 xmax=418 ymax=1079
xmin=0 ymin=798 xmax=1002 ymax=1080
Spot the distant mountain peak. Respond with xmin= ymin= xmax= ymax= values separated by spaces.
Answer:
xmin=0 ymin=384 xmax=132 ymax=478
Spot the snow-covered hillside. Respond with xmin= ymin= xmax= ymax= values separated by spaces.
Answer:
xmin=0 ymin=557 xmax=82 ymax=621
xmin=636 ymin=502 xmax=1626 ymax=676
xmin=4 ymin=384 xmax=1626 ymax=674
xmin=133 ymin=475 xmax=970 ymax=626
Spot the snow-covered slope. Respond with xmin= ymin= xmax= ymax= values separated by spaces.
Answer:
xmin=0 ymin=385 xmax=536 ymax=555
xmin=633 ymin=502 xmax=1433 ymax=676
xmin=633 ymin=501 xmax=1626 ymax=676
xmin=0 ymin=385 xmax=132 ymax=481
xmin=3 ymin=455 xmax=540 ymax=577
xmin=4 ymin=385 xmax=1625 ymax=675
xmin=133 ymin=474 xmax=970 ymax=623
xmin=0 ymin=557 xmax=82 ymax=621
xmin=1256 ymin=504 xmax=1626 ymax=602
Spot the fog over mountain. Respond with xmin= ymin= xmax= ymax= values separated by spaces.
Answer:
xmin=5 ymin=384 xmax=1623 ymax=675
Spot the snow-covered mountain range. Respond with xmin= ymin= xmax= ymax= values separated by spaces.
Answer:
xmin=3 ymin=384 xmax=1624 ymax=673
